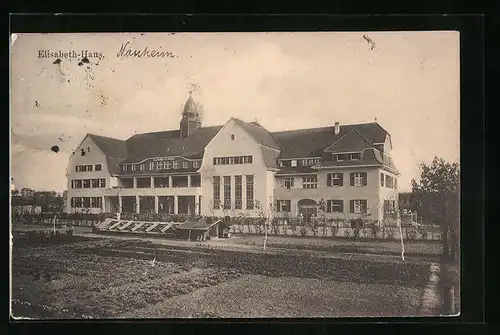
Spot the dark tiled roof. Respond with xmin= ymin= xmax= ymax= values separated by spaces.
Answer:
xmin=233 ymin=118 xmax=280 ymax=150
xmin=123 ymin=125 xmax=222 ymax=163
xmin=324 ymin=129 xmax=374 ymax=152
xmin=271 ymin=123 xmax=387 ymax=159
xmin=88 ymin=134 xmax=128 ymax=159
xmin=261 ymin=146 xmax=280 ymax=169
xmin=106 ymin=157 xmax=125 ymax=175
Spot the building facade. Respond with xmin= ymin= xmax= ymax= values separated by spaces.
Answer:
xmin=66 ymin=94 xmax=399 ymax=223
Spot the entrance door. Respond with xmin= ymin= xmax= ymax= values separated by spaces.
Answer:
xmin=297 ymin=199 xmax=317 ymax=223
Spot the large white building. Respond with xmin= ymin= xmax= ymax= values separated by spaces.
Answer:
xmin=66 ymin=94 xmax=399 ymax=223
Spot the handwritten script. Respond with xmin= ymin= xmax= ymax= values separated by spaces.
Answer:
xmin=117 ymin=41 xmax=176 ymax=59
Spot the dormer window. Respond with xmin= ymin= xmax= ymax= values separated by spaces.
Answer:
xmin=350 ymin=152 xmax=362 ymax=160
xmin=291 ymin=160 xmax=297 ymax=167
xmin=336 ymin=153 xmax=347 ymax=161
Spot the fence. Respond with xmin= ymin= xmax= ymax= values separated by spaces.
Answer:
xmin=228 ymin=223 xmax=441 ymax=241
xmin=11 ymin=213 xmax=441 ymax=241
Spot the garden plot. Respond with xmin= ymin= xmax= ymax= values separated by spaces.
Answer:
xmin=11 ymin=240 xmax=244 ymax=319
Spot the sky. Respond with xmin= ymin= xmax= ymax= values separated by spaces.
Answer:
xmin=10 ymin=31 xmax=460 ymax=192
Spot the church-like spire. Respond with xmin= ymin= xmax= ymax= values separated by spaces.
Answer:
xmin=180 ymin=93 xmax=203 ymax=138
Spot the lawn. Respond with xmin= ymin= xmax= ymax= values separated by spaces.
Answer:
xmin=11 ymin=236 xmax=438 ymax=318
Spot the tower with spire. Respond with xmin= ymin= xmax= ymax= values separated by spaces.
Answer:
xmin=180 ymin=91 xmax=203 ymax=138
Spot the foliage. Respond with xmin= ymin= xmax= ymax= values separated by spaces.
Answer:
xmin=411 ymin=156 xmax=460 ymax=264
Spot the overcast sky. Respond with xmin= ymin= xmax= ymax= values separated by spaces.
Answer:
xmin=10 ymin=31 xmax=460 ymax=192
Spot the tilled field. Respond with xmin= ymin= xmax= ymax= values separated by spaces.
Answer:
xmin=11 ymin=239 xmax=242 ymax=318
xmin=11 ymin=238 xmax=431 ymax=318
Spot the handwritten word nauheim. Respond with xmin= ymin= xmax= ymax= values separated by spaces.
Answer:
xmin=117 ymin=41 xmax=176 ymax=59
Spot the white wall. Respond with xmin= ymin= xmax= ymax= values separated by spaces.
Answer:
xmin=200 ymin=119 xmax=272 ymax=217
xmin=66 ymin=135 xmax=112 ymax=213
xmin=274 ymin=166 xmax=382 ymax=221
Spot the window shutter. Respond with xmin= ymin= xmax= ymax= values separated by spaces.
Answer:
xmin=286 ymin=200 xmax=291 ymax=212
xmin=327 ymin=174 xmax=332 ymax=187
xmin=363 ymin=172 xmax=368 ymax=186
xmin=338 ymin=200 xmax=344 ymax=213
xmin=339 ymin=173 xmax=344 ymax=186
xmin=362 ymin=200 xmax=368 ymax=213
xmin=350 ymin=200 xmax=354 ymax=213
xmin=291 ymin=178 xmax=294 ymax=187
xmin=326 ymin=200 xmax=331 ymax=213
xmin=350 ymin=173 xmax=355 ymax=186
xmin=381 ymin=173 xmax=384 ymax=186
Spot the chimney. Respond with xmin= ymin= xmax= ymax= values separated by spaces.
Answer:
xmin=334 ymin=122 xmax=340 ymax=135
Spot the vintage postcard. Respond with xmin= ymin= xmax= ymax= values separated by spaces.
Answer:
xmin=10 ymin=31 xmax=460 ymax=319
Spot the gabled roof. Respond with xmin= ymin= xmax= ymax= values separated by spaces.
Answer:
xmin=324 ymin=129 xmax=374 ymax=152
xmin=232 ymin=118 xmax=280 ymax=150
xmin=271 ymin=123 xmax=387 ymax=159
xmin=88 ymin=134 xmax=128 ymax=159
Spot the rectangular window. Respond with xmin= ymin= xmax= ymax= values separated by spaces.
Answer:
xmin=182 ymin=161 xmax=188 ymax=169
xmin=100 ymin=179 xmax=106 ymax=188
xmin=73 ymin=197 xmax=83 ymax=207
xmin=91 ymin=179 xmax=99 ymax=188
xmin=74 ymin=180 xmax=82 ymax=188
xmin=95 ymin=164 xmax=102 ymax=171
xmin=327 ymin=200 xmax=344 ymax=213
xmin=213 ymin=176 xmax=220 ymax=209
xmin=282 ymin=177 xmax=294 ymax=189
xmin=165 ymin=161 xmax=172 ymax=169
xmin=277 ymin=200 xmax=291 ymax=212
xmin=131 ymin=164 xmax=136 ymax=171
xmin=351 ymin=200 xmax=368 ymax=214
xmin=328 ymin=173 xmax=343 ymax=187
xmin=155 ymin=161 xmax=163 ymax=170
xmin=223 ymin=176 xmax=231 ymax=209
xmin=136 ymin=177 xmax=151 ymax=188
xmin=381 ymin=173 xmax=385 ymax=186
xmin=302 ymin=175 xmax=318 ymax=189
xmin=121 ymin=178 xmax=134 ymax=189
xmin=213 ymin=155 xmax=253 ymax=165
xmin=82 ymin=197 xmax=91 ymax=208
xmin=246 ymin=175 xmax=254 ymax=209
xmin=386 ymin=175 xmax=394 ymax=188
xmin=291 ymin=160 xmax=297 ymax=167
xmin=191 ymin=175 xmax=201 ymax=187
xmin=193 ymin=161 xmax=200 ymax=168
xmin=139 ymin=164 xmax=145 ymax=171
xmin=149 ymin=162 xmax=155 ymax=171
xmin=173 ymin=161 xmax=179 ymax=169
xmin=235 ymin=175 xmax=242 ymax=209
xmin=350 ymin=152 xmax=362 ymax=160
xmin=154 ymin=177 xmax=169 ymax=188
xmin=336 ymin=153 xmax=347 ymax=161
xmin=351 ymin=172 xmax=367 ymax=187
xmin=82 ymin=179 xmax=91 ymax=188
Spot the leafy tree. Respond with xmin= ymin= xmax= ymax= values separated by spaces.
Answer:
xmin=411 ymin=156 xmax=460 ymax=264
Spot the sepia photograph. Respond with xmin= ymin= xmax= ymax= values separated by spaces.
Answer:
xmin=10 ymin=31 xmax=460 ymax=319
